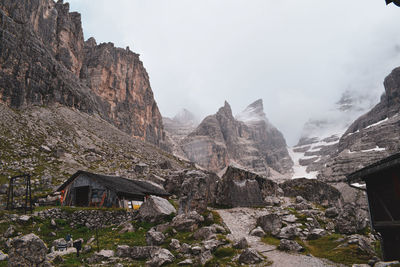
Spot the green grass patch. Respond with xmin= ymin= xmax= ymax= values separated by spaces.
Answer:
xmin=58 ymin=254 xmax=83 ymax=267
xmin=304 ymin=234 xmax=370 ymax=265
xmin=168 ymin=199 xmax=179 ymax=210
xmin=213 ymin=247 xmax=236 ymax=258
xmin=261 ymin=234 xmax=281 ymax=247
xmin=171 ymin=231 xmax=196 ymax=245
xmin=211 ymin=211 xmax=223 ymax=225
xmin=204 ymin=247 xmax=241 ymax=267
xmin=216 ymin=234 xmax=230 ymax=244
xmin=373 ymin=240 xmax=382 ymax=259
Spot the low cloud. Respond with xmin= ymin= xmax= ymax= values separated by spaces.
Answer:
xmin=69 ymin=0 xmax=400 ymax=145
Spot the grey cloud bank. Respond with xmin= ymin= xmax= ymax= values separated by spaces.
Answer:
xmin=68 ymin=0 xmax=400 ymax=145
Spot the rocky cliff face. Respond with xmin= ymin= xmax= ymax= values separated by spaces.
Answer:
xmin=81 ymin=39 xmax=164 ymax=144
xmin=320 ymin=67 xmax=400 ymax=182
xmin=289 ymin=89 xmax=378 ymax=179
xmin=163 ymin=109 xmax=199 ymax=158
xmin=180 ymin=100 xmax=293 ymax=178
xmin=0 ymin=0 xmax=164 ymax=146
xmin=236 ymin=100 xmax=293 ymax=176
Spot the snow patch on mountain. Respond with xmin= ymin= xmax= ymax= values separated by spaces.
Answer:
xmin=288 ymin=147 xmax=318 ymax=179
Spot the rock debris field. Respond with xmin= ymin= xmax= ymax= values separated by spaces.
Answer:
xmin=217 ymin=207 xmax=343 ymax=267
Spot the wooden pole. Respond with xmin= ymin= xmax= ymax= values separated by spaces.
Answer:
xmin=96 ymin=227 xmax=99 ymax=252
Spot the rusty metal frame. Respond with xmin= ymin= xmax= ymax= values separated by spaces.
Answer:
xmin=6 ymin=174 xmax=32 ymax=214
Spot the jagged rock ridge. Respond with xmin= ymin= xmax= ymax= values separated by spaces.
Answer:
xmin=0 ymin=0 xmax=165 ymax=146
xmin=289 ymin=89 xmax=379 ymax=179
xmin=179 ymin=100 xmax=293 ymax=178
xmin=320 ymin=67 xmax=400 ymax=182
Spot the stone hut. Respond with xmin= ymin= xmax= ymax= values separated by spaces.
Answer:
xmin=347 ymin=153 xmax=400 ymax=261
xmin=57 ymin=170 xmax=169 ymax=209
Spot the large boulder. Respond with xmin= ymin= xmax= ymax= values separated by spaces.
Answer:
xmin=87 ymin=249 xmax=114 ymax=264
xmin=233 ymin=237 xmax=249 ymax=249
xmin=200 ymin=250 xmax=213 ymax=265
xmin=250 ymin=226 xmax=266 ymax=237
xmin=278 ymin=239 xmax=304 ymax=252
xmin=335 ymin=203 xmax=368 ymax=234
xmin=347 ymin=234 xmax=375 ymax=256
xmin=4 ymin=225 xmax=16 ymax=238
xmin=325 ymin=207 xmax=339 ymax=218
xmin=216 ymin=166 xmax=266 ymax=208
xmin=8 ymin=233 xmax=50 ymax=267
xmin=280 ymin=178 xmax=343 ymax=207
xmin=178 ymin=170 xmax=219 ymax=214
xmin=238 ymin=248 xmax=263 ymax=264
xmin=277 ymin=226 xmax=300 ymax=240
xmin=116 ymin=245 xmax=158 ymax=259
xmin=0 ymin=250 xmax=8 ymax=261
xmin=193 ymin=226 xmax=217 ymax=240
xmin=146 ymin=248 xmax=175 ymax=267
xmin=146 ymin=229 xmax=166 ymax=246
xmin=171 ymin=211 xmax=204 ymax=232
xmin=257 ymin=214 xmax=282 ymax=236
xmin=119 ymin=222 xmax=135 ymax=234
xmin=138 ymin=195 xmax=176 ymax=223
xmin=203 ymin=239 xmax=223 ymax=252
xmin=169 ymin=239 xmax=181 ymax=250
xmin=307 ymin=229 xmax=326 ymax=240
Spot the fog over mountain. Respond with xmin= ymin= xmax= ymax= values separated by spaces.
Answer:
xmin=68 ymin=0 xmax=400 ymax=145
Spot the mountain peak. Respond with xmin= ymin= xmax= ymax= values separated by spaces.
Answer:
xmin=248 ymin=99 xmax=263 ymax=110
xmin=236 ymin=99 xmax=267 ymax=123
xmin=224 ymin=100 xmax=231 ymax=109
xmin=173 ymin=108 xmax=198 ymax=125
xmin=217 ymin=101 xmax=233 ymax=118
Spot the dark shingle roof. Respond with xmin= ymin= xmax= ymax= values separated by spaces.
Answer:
xmin=347 ymin=153 xmax=400 ymax=183
xmin=57 ymin=171 xmax=169 ymax=198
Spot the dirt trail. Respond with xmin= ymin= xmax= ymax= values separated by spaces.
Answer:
xmin=216 ymin=208 xmax=342 ymax=267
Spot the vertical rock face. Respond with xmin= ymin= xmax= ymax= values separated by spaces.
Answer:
xmin=180 ymin=100 xmax=293 ymax=178
xmin=0 ymin=0 xmax=165 ymax=146
xmin=236 ymin=99 xmax=293 ymax=175
xmin=8 ymin=233 xmax=49 ymax=267
xmin=216 ymin=166 xmax=281 ymax=208
xmin=180 ymin=102 xmax=232 ymax=173
xmin=82 ymin=40 xmax=164 ymax=143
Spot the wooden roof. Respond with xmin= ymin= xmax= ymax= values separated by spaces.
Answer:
xmin=57 ymin=170 xmax=170 ymax=198
xmin=347 ymin=153 xmax=400 ymax=183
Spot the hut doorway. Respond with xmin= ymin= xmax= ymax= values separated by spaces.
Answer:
xmin=75 ymin=186 xmax=89 ymax=206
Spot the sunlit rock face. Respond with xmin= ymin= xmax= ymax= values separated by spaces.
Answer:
xmin=81 ymin=40 xmax=164 ymax=144
xmin=0 ymin=0 xmax=165 ymax=146
xmin=320 ymin=67 xmax=400 ymax=182
xmin=180 ymin=100 xmax=293 ymax=179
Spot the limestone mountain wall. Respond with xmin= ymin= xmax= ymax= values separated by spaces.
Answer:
xmin=0 ymin=0 xmax=164 ymax=146
xmin=320 ymin=67 xmax=400 ymax=182
xmin=180 ymin=100 xmax=293 ymax=178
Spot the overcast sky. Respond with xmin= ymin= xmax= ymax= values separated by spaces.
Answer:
xmin=68 ymin=0 xmax=400 ymax=145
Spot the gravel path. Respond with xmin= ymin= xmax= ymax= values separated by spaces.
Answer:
xmin=216 ymin=208 xmax=343 ymax=267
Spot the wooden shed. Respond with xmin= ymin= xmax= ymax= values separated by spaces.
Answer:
xmin=57 ymin=170 xmax=169 ymax=209
xmin=347 ymin=153 xmax=400 ymax=261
